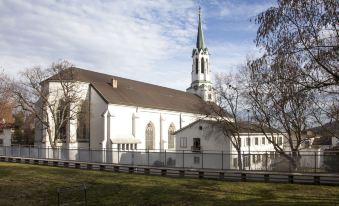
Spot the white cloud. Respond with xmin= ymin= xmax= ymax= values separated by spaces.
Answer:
xmin=0 ymin=0 xmax=263 ymax=90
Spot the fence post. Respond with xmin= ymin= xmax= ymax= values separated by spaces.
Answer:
xmin=289 ymin=151 xmax=291 ymax=173
xmin=132 ymin=150 xmax=134 ymax=165
xmin=182 ymin=150 xmax=185 ymax=168
xmin=221 ymin=151 xmax=223 ymax=170
xmin=242 ymin=151 xmax=245 ymax=170
xmin=201 ymin=151 xmax=204 ymax=169
xmin=89 ymin=149 xmax=92 ymax=162
xmin=164 ymin=150 xmax=166 ymax=166
xmin=147 ymin=150 xmax=149 ymax=167
xmin=265 ymin=151 xmax=268 ymax=171
xmin=314 ymin=151 xmax=317 ymax=173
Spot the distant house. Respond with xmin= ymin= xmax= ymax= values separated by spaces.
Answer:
xmin=304 ymin=121 xmax=339 ymax=149
xmin=0 ymin=102 xmax=14 ymax=147
xmin=0 ymin=122 xmax=14 ymax=147
xmin=298 ymin=121 xmax=339 ymax=170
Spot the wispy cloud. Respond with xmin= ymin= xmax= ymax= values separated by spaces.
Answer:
xmin=0 ymin=0 xmax=269 ymax=90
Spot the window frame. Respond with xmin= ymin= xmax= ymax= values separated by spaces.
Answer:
xmin=180 ymin=137 xmax=187 ymax=148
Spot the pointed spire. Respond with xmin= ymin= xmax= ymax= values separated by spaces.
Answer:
xmin=196 ymin=7 xmax=205 ymax=50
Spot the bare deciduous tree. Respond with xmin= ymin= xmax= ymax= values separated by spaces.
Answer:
xmin=207 ymin=73 xmax=249 ymax=170
xmin=254 ymin=0 xmax=338 ymax=91
xmin=0 ymin=69 xmax=13 ymax=123
xmin=246 ymin=56 xmax=316 ymax=170
xmin=12 ymin=61 xmax=86 ymax=149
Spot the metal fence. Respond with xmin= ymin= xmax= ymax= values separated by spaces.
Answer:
xmin=0 ymin=145 xmax=338 ymax=173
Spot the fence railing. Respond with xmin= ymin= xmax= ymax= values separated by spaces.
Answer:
xmin=0 ymin=145 xmax=338 ymax=173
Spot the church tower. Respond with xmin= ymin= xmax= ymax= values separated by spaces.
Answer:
xmin=187 ymin=8 xmax=214 ymax=102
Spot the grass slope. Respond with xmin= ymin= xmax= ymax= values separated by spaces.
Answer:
xmin=0 ymin=162 xmax=338 ymax=206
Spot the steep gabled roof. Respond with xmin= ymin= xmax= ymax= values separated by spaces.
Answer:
xmin=196 ymin=7 xmax=206 ymax=50
xmin=174 ymin=119 xmax=280 ymax=135
xmin=47 ymin=67 xmax=212 ymax=114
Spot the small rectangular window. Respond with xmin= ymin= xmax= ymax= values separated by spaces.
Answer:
xmin=180 ymin=137 xmax=187 ymax=148
xmin=193 ymin=138 xmax=201 ymax=148
xmin=270 ymin=151 xmax=275 ymax=159
xmin=255 ymin=137 xmax=258 ymax=145
xmin=117 ymin=144 xmax=121 ymax=150
xmin=278 ymin=137 xmax=283 ymax=145
xmin=194 ymin=156 xmax=200 ymax=164
xmin=262 ymin=137 xmax=265 ymax=145
xmin=130 ymin=144 xmax=133 ymax=150
xmin=244 ymin=156 xmax=250 ymax=167
xmin=126 ymin=144 xmax=129 ymax=150
xmin=122 ymin=144 xmax=125 ymax=150
xmin=257 ymin=154 xmax=261 ymax=162
xmin=268 ymin=137 xmax=272 ymax=144
xmin=246 ymin=137 xmax=251 ymax=146
xmin=233 ymin=158 xmax=238 ymax=168
xmin=135 ymin=144 xmax=137 ymax=150
xmin=0 ymin=139 xmax=3 ymax=145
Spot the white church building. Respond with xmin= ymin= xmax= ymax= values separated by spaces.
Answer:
xmin=34 ymin=9 xmax=279 ymax=169
xmin=36 ymin=9 xmax=214 ymax=152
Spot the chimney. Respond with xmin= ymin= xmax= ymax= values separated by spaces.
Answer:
xmin=112 ymin=78 xmax=118 ymax=88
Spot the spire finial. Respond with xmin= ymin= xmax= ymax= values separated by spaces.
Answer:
xmin=196 ymin=6 xmax=205 ymax=50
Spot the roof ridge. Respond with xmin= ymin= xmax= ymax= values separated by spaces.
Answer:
xmin=71 ymin=67 xmax=195 ymax=96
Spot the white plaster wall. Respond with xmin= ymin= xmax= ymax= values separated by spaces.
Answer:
xmin=90 ymin=87 xmax=108 ymax=149
xmin=38 ymin=81 xmax=90 ymax=149
xmin=174 ymin=121 xmax=280 ymax=169
xmin=175 ymin=121 xmax=230 ymax=152
xmin=107 ymin=104 xmax=201 ymax=151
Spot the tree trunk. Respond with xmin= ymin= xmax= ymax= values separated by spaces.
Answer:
xmin=237 ymin=149 xmax=243 ymax=170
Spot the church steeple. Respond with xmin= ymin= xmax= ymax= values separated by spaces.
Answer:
xmin=196 ymin=7 xmax=205 ymax=50
xmin=187 ymin=7 xmax=215 ymax=102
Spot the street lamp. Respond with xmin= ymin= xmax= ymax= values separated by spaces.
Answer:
xmin=247 ymin=109 xmax=250 ymax=170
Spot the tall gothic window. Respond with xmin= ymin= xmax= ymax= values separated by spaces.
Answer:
xmin=201 ymin=57 xmax=205 ymax=73
xmin=168 ymin=123 xmax=176 ymax=149
xmin=195 ymin=58 xmax=198 ymax=74
xmin=145 ymin=122 xmax=154 ymax=150
xmin=77 ymin=99 xmax=89 ymax=141
xmin=56 ymin=99 xmax=68 ymax=141
xmin=206 ymin=59 xmax=208 ymax=73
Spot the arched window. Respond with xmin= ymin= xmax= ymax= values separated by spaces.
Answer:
xmin=168 ymin=124 xmax=176 ymax=149
xmin=201 ymin=57 xmax=205 ymax=73
xmin=145 ymin=122 xmax=155 ymax=150
xmin=195 ymin=58 xmax=199 ymax=74
xmin=206 ymin=59 xmax=208 ymax=73
xmin=56 ymin=99 xmax=69 ymax=141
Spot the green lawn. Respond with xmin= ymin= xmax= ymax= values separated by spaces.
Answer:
xmin=0 ymin=162 xmax=339 ymax=206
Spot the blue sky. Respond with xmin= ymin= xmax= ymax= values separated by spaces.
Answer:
xmin=0 ymin=0 xmax=274 ymax=90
